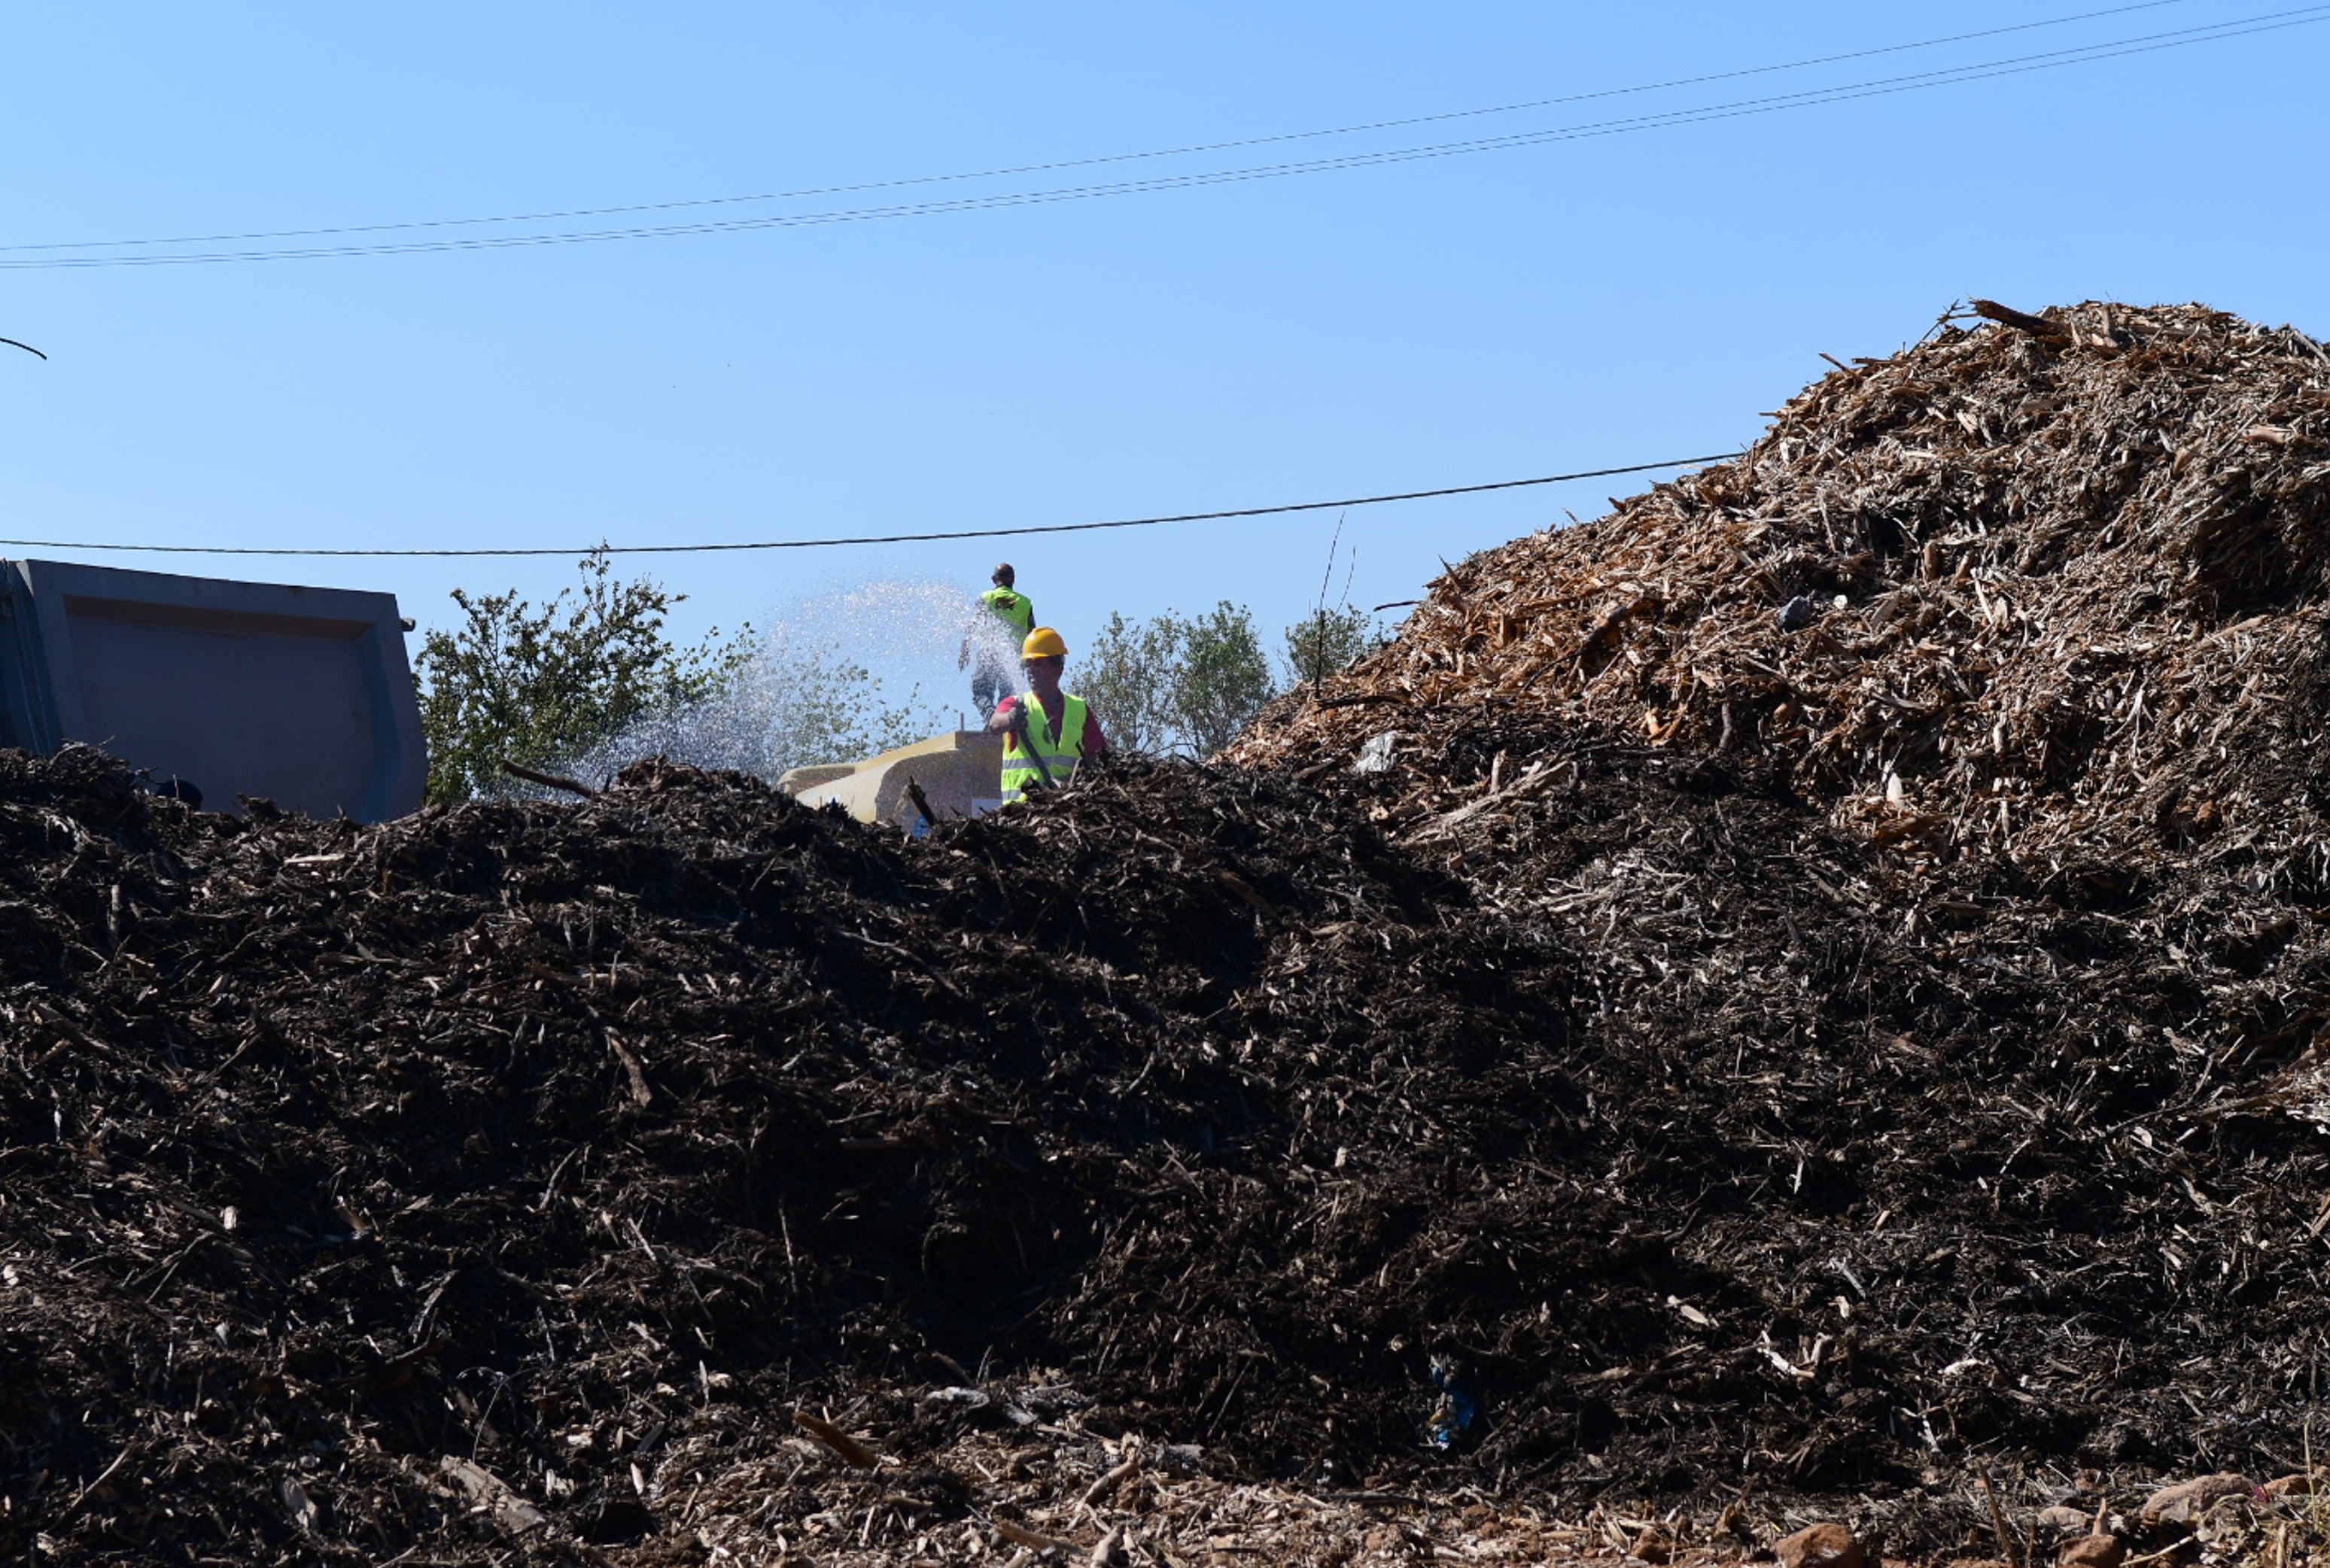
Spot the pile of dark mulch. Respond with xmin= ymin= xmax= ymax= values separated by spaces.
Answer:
xmin=1195 ymin=298 xmax=2330 ymax=1542
xmin=8 ymin=717 xmax=2330 ymax=1565
xmin=1302 ymin=712 xmax=2330 ymax=1509
xmin=17 ymin=303 xmax=2330 ymax=1565
xmin=0 ymin=744 xmax=1575 ymax=1565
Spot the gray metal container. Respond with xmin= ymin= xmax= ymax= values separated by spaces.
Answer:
xmin=0 ymin=558 xmax=426 ymax=821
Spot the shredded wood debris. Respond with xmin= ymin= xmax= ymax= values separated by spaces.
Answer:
xmin=1234 ymin=300 xmax=2330 ymax=879
xmin=10 ymin=299 xmax=2330 ymax=1566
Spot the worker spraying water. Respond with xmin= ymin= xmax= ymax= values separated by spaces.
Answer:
xmin=958 ymin=563 xmax=1034 ymax=720
xmin=525 ymin=568 xmax=1108 ymax=824
xmin=989 ymin=626 xmax=1110 ymax=804
xmin=774 ymin=619 xmax=1107 ymax=828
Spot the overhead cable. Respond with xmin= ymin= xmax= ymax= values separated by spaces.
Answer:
xmin=0 ymin=0 xmax=2206 ymax=257
xmin=2 ymin=7 xmax=2320 ymax=268
xmin=0 ymin=451 xmax=1746 ymax=559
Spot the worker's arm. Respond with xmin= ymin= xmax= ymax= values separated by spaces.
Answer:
xmin=986 ymin=695 xmax=1021 ymax=735
xmin=1080 ymin=710 xmax=1110 ymax=757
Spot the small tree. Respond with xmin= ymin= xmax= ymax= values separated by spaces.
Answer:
xmin=1079 ymin=610 xmax=1181 ymax=758
xmin=1281 ymin=605 xmax=1379 ymax=690
xmin=1171 ymin=601 xmax=1273 ymax=757
xmin=414 ymin=549 xmax=751 ymax=803
xmin=1075 ymin=601 xmax=1273 ymax=759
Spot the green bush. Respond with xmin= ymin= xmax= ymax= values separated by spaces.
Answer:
xmin=414 ymin=549 xmax=752 ymax=803
xmin=1078 ymin=600 xmax=1274 ymax=759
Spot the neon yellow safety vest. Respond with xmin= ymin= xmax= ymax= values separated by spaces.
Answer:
xmin=1000 ymin=691 xmax=1087 ymax=803
xmin=980 ymin=586 xmax=1036 ymax=638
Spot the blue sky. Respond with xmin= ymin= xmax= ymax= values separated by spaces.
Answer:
xmin=3 ymin=2 xmax=2325 ymax=713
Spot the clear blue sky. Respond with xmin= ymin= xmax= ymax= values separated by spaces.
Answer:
xmin=4 ymin=2 xmax=2325 ymax=707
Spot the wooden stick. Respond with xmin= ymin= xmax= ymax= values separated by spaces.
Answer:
xmin=35 ymin=1000 xmax=126 ymax=1066
xmin=1969 ymin=299 xmax=2070 ymax=342
xmin=995 ymin=1518 xmax=1072 ymax=1551
xmin=1080 ymin=1456 xmax=1141 ymax=1509
xmin=501 ymin=760 xmax=599 ymax=798
xmin=792 ymin=1409 xmax=878 ymax=1469
xmin=1976 ymin=1463 xmax=2020 ymax=1568
xmin=59 ymin=1444 xmax=138 ymax=1521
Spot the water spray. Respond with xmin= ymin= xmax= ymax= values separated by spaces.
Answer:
xmin=540 ymin=576 xmax=988 ymax=792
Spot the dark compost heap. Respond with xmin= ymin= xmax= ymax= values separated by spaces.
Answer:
xmin=9 ymin=300 xmax=2330 ymax=1564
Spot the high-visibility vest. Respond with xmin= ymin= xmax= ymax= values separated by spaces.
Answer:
xmin=980 ymin=586 xmax=1036 ymax=638
xmin=1000 ymin=691 xmax=1087 ymax=803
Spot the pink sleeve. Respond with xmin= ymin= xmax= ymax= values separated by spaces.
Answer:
xmin=1081 ymin=712 xmax=1109 ymax=755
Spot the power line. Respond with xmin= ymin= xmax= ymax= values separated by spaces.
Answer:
xmin=0 ymin=451 xmax=1745 ymax=559
xmin=3 ymin=6 xmax=2319 ymax=269
xmin=0 ymin=0 xmax=2206 ymax=257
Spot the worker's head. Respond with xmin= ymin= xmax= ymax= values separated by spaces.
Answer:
xmin=993 ymin=563 xmax=1016 ymax=587
xmin=1021 ymin=626 xmax=1066 ymax=687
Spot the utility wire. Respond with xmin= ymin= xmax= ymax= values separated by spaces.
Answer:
xmin=0 ymin=451 xmax=1745 ymax=559
xmin=2 ymin=6 xmax=2319 ymax=268
xmin=0 ymin=0 xmax=2206 ymax=256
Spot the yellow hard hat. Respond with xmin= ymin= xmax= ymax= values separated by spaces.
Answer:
xmin=1022 ymin=627 xmax=1068 ymax=659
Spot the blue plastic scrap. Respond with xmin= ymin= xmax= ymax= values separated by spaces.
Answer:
xmin=1425 ymin=1355 xmax=1477 ymax=1450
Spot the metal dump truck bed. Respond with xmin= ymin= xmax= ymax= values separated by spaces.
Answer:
xmin=0 ymin=557 xmax=426 ymax=821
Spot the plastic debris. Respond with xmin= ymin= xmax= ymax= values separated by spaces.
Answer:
xmin=1425 ymin=1354 xmax=1477 ymax=1449
xmin=1352 ymin=730 xmax=1401 ymax=774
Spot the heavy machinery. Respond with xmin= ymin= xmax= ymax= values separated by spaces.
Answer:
xmin=779 ymin=726 xmax=1006 ymax=831
xmin=0 ymin=557 xmax=426 ymax=821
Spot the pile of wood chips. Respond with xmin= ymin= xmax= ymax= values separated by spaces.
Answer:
xmin=660 ymin=1417 xmax=1702 ymax=1568
xmin=634 ymin=1410 xmax=2330 ymax=1568
xmin=21 ymin=302 xmax=2330 ymax=1568
xmin=1230 ymin=301 xmax=2330 ymax=879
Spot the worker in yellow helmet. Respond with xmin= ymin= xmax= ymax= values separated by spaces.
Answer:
xmin=958 ymin=563 xmax=1036 ymax=719
xmin=987 ymin=626 xmax=1109 ymax=804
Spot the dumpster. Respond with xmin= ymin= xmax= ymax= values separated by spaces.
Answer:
xmin=0 ymin=558 xmax=427 ymax=821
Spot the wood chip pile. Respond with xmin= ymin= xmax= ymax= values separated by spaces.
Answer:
xmin=1228 ymin=300 xmax=2330 ymax=879
xmin=0 ymin=746 xmax=1608 ymax=1566
xmin=14 ymin=299 xmax=2330 ymax=1567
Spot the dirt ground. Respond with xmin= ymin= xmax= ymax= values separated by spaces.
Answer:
xmin=8 ymin=301 xmax=2330 ymax=1565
